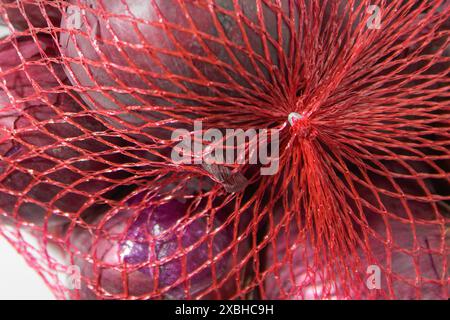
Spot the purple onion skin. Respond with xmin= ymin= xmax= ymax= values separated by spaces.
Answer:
xmin=0 ymin=35 xmax=66 ymax=116
xmin=74 ymin=198 xmax=234 ymax=300
xmin=0 ymin=35 xmax=62 ymax=226
xmin=59 ymin=0 xmax=285 ymax=127
xmin=0 ymin=35 xmax=112 ymax=229
xmin=265 ymin=172 xmax=447 ymax=300
xmin=265 ymin=218 xmax=446 ymax=300
xmin=0 ymin=100 xmax=120 ymax=232
xmin=0 ymin=0 xmax=62 ymax=30
xmin=0 ymin=34 xmax=68 ymax=155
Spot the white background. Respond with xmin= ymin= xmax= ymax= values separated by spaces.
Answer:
xmin=0 ymin=237 xmax=54 ymax=299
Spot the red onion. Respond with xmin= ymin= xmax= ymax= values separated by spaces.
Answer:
xmin=0 ymin=0 xmax=62 ymax=30
xmin=0 ymin=35 xmax=66 ymax=113
xmin=59 ymin=0 xmax=289 ymax=127
xmin=0 ymin=34 xmax=65 ymax=174
xmin=72 ymin=197 xmax=235 ymax=299
xmin=0 ymin=35 xmax=115 ymax=229
xmin=265 ymin=218 xmax=447 ymax=300
xmin=264 ymin=168 xmax=447 ymax=300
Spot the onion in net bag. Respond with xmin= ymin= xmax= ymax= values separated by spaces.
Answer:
xmin=0 ymin=0 xmax=449 ymax=300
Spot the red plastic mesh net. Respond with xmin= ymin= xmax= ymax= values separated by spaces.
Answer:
xmin=0 ymin=0 xmax=449 ymax=300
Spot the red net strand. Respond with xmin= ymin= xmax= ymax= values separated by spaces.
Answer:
xmin=0 ymin=0 xmax=449 ymax=300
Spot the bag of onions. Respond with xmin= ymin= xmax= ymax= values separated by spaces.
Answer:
xmin=0 ymin=0 xmax=448 ymax=300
